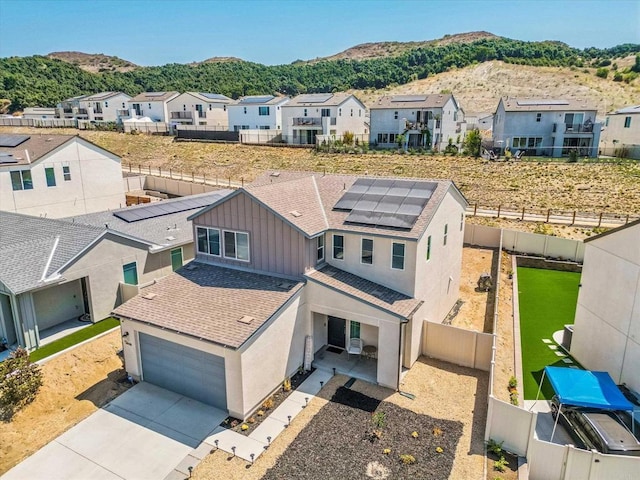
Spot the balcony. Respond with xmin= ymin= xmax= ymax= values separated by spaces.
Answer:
xmin=77 ymin=108 xmax=88 ymax=115
xmin=171 ymin=111 xmax=193 ymax=120
xmin=116 ymin=109 xmax=130 ymax=117
xmin=554 ymin=123 xmax=595 ymax=133
xmin=405 ymin=121 xmax=428 ymax=131
xmin=293 ymin=117 xmax=322 ymax=126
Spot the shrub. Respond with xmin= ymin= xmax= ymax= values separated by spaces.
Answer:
xmin=342 ymin=131 xmax=354 ymax=146
xmin=463 ymin=129 xmax=482 ymax=157
xmin=508 ymin=376 xmax=518 ymax=388
xmin=487 ymin=438 xmax=503 ymax=456
xmin=371 ymin=411 xmax=386 ymax=429
xmin=568 ymin=149 xmax=578 ymax=163
xmin=262 ymin=397 xmax=274 ymax=410
xmin=613 ymin=72 xmax=623 ymax=82
xmin=399 ymin=454 xmax=416 ymax=465
xmin=494 ymin=456 xmax=509 ymax=472
xmin=595 ymin=68 xmax=609 ymax=79
xmin=411 ymin=431 xmax=419 ymax=438
xmin=0 ymin=347 xmax=43 ymax=421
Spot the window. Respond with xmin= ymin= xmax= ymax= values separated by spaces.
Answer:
xmin=350 ymin=321 xmax=361 ymax=339
xmin=321 ymin=108 xmax=330 ymax=117
xmin=333 ymin=234 xmax=344 ymax=260
xmin=62 ymin=166 xmax=71 ymax=181
xmin=122 ymin=262 xmax=138 ymax=285
xmin=338 ymin=108 xmax=342 ymax=116
xmin=624 ymin=116 xmax=632 ymax=128
xmin=536 ymin=113 xmax=542 ymax=122
xmin=223 ymin=230 xmax=250 ymax=261
xmin=605 ymin=116 xmax=609 ymax=126
xmin=122 ymin=102 xmax=126 ymax=109
xmin=350 ymin=109 xmax=353 ymax=116
xmin=377 ymin=133 xmax=389 ymax=143
xmin=391 ymin=243 xmax=405 ymax=270
xmin=105 ymin=101 xmax=109 ymax=108
xmin=45 ymin=167 xmax=56 ymax=187
xmin=426 ymin=235 xmax=432 ymax=261
xmin=512 ymin=137 xmax=527 ymax=149
xmin=435 ymin=118 xmax=441 ymax=128
xmin=361 ymin=238 xmax=373 ymax=265
xmin=259 ymin=106 xmax=270 ymax=116
xmin=197 ymin=227 xmax=221 ymax=256
xmin=394 ymin=111 xmax=398 ymax=120
xmin=460 ymin=213 xmax=464 ymax=231
xmin=148 ymin=103 xmax=151 ymax=109
xmin=243 ymin=107 xmax=247 ymax=114
xmin=359 ymin=109 xmax=362 ymax=117
xmin=10 ymin=170 xmax=33 ymax=191
xmin=316 ymin=234 xmax=325 ymax=262
xmin=303 ymin=108 xmax=308 ymax=117
xmin=389 ymin=133 xmax=396 ymax=143
xmin=170 ymin=248 xmax=183 ymax=271
xmin=444 ymin=224 xmax=448 ymax=246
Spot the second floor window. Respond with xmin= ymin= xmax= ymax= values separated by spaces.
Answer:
xmin=426 ymin=235 xmax=432 ymax=261
xmin=10 ymin=170 xmax=33 ymax=191
xmin=223 ymin=230 xmax=250 ymax=261
xmin=460 ymin=213 xmax=464 ymax=231
xmin=122 ymin=262 xmax=138 ymax=285
xmin=391 ymin=242 xmax=405 ymax=270
xmin=197 ymin=227 xmax=221 ymax=256
xmin=361 ymin=238 xmax=373 ymax=265
xmin=321 ymin=108 xmax=330 ymax=117
xmin=63 ymin=166 xmax=71 ymax=181
xmin=45 ymin=167 xmax=56 ymax=187
xmin=625 ymin=116 xmax=632 ymax=128
xmin=444 ymin=224 xmax=448 ymax=246
xmin=317 ymin=235 xmax=325 ymax=262
xmin=333 ymin=234 xmax=344 ymax=260
xmin=259 ymin=106 xmax=270 ymax=116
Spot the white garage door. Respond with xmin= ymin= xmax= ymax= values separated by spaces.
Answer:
xmin=139 ymin=333 xmax=227 ymax=410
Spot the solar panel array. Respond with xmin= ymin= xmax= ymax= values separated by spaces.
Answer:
xmin=0 ymin=135 xmax=30 ymax=148
xmin=391 ymin=95 xmax=428 ymax=103
xmin=295 ymin=93 xmax=333 ymax=104
xmin=334 ymin=178 xmax=436 ymax=229
xmin=145 ymin=92 xmax=167 ymax=97
xmin=0 ymin=153 xmax=18 ymax=164
xmin=199 ymin=93 xmax=230 ymax=101
xmin=516 ymin=100 xmax=569 ymax=106
xmin=240 ymin=95 xmax=275 ymax=104
xmin=113 ymin=191 xmax=228 ymax=223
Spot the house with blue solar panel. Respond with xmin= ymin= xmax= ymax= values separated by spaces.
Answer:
xmin=167 ymin=92 xmax=234 ymax=128
xmin=226 ymin=95 xmax=290 ymax=132
xmin=113 ymin=171 xmax=467 ymax=419
xmin=0 ymin=134 xmax=125 ymax=218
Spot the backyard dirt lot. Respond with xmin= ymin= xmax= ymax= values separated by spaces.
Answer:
xmin=1 ymin=127 xmax=639 ymax=215
xmin=0 ymin=331 xmax=128 ymax=474
xmin=454 ymin=246 xmax=496 ymax=332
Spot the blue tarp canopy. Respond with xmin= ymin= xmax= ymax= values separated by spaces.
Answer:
xmin=544 ymin=366 xmax=633 ymax=411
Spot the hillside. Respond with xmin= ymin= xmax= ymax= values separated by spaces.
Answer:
xmin=192 ymin=56 xmax=245 ymax=65
xmin=354 ymin=59 xmax=640 ymax=113
xmin=317 ymin=31 xmax=500 ymax=62
xmin=46 ymin=51 xmax=138 ymax=73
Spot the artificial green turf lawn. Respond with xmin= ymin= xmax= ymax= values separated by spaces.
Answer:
xmin=517 ymin=267 xmax=581 ymax=400
xmin=29 ymin=317 xmax=120 ymax=362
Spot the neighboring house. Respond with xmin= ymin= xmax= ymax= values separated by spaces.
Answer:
xmin=114 ymin=171 xmax=467 ymax=419
xmin=492 ymin=97 xmax=602 ymax=157
xmin=0 ymin=190 xmax=232 ymax=352
xmin=167 ymin=92 xmax=233 ymax=128
xmin=56 ymin=94 xmax=89 ymax=119
xmin=599 ymin=105 xmax=640 ymax=159
xmin=570 ymin=219 xmax=640 ymax=393
xmin=0 ymin=134 xmax=126 ymax=218
xmin=78 ymin=92 xmax=132 ymax=122
xmin=369 ymin=94 xmax=465 ymax=151
xmin=226 ymin=95 xmax=289 ymax=132
xmin=281 ymin=93 xmax=367 ymax=145
xmin=127 ymin=91 xmax=180 ymax=122
xmin=22 ymin=107 xmax=57 ymax=120
xmin=465 ymin=112 xmax=494 ymax=132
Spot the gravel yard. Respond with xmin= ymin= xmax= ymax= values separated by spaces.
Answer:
xmin=454 ymin=246 xmax=497 ymax=332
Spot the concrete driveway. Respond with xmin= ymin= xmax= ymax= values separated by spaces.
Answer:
xmin=2 ymin=383 xmax=227 ymax=480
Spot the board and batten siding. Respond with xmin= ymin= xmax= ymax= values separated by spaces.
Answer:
xmin=193 ymin=192 xmax=315 ymax=277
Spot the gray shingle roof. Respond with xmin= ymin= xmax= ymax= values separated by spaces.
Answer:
xmin=305 ymin=265 xmax=422 ymax=319
xmin=284 ymin=93 xmax=361 ymax=108
xmin=83 ymin=92 xmax=131 ymax=101
xmin=0 ymin=212 xmax=104 ymax=294
xmin=67 ymin=190 xmax=233 ymax=249
xmin=113 ymin=263 xmax=304 ymax=348
xmin=370 ymin=94 xmax=454 ymax=110
xmin=501 ymin=97 xmax=597 ymax=112
xmin=612 ymin=105 xmax=640 ymax=115
xmin=129 ymin=91 xmax=180 ymax=102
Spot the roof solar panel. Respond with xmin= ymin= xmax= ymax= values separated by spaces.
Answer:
xmin=516 ymin=99 xmax=569 ymax=106
xmin=391 ymin=95 xmax=428 ymax=103
xmin=295 ymin=93 xmax=332 ymax=104
xmin=373 ymin=195 xmax=404 ymax=214
xmin=113 ymin=192 xmax=227 ymax=223
xmin=333 ymin=191 xmax=364 ymax=210
xmin=352 ymin=194 xmax=384 ymax=212
xmin=146 ymin=92 xmax=166 ymax=97
xmin=200 ymin=93 xmax=230 ymax=101
xmin=240 ymin=95 xmax=275 ymax=104
xmin=0 ymin=135 xmax=30 ymax=148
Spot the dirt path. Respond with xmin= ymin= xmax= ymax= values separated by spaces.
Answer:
xmin=455 ymin=246 xmax=496 ymax=332
xmin=492 ymin=252 xmax=516 ymax=403
xmin=0 ymin=331 xmax=129 ymax=474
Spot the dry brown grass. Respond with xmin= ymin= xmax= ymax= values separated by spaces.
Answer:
xmin=2 ymin=126 xmax=638 ymax=215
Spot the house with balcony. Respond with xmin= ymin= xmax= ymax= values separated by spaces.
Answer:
xmin=113 ymin=171 xmax=467 ymax=418
xmin=0 ymin=189 xmax=232 ymax=355
xmin=281 ymin=93 xmax=367 ymax=145
xmin=127 ymin=91 xmax=180 ymax=122
xmin=77 ymin=92 xmax=132 ymax=122
xmin=369 ymin=94 xmax=465 ymax=151
xmin=599 ymin=105 xmax=640 ymax=159
xmin=492 ymin=97 xmax=601 ymax=157
xmin=56 ymin=94 xmax=90 ymax=120
xmin=226 ymin=95 xmax=289 ymax=132
xmin=0 ymin=134 xmax=125 ymax=218
xmin=167 ymin=92 xmax=233 ymax=128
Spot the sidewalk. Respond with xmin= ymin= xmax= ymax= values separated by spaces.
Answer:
xmin=163 ymin=369 xmax=333 ymax=479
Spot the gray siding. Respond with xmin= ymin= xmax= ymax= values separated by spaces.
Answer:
xmin=193 ymin=192 xmax=315 ymax=277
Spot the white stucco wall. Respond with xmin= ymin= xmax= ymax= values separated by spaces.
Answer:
xmin=600 ymin=112 xmax=640 ymax=154
xmin=32 ymin=279 xmax=84 ymax=330
xmin=0 ymin=138 xmax=126 ymax=218
xmin=571 ymin=224 xmax=640 ymax=391
xmin=227 ymin=100 xmax=287 ymax=131
xmin=128 ymin=99 xmax=172 ymax=122
xmin=80 ymin=93 xmax=131 ymax=122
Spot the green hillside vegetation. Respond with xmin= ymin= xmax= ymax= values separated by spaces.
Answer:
xmin=1 ymin=37 xmax=639 ymax=112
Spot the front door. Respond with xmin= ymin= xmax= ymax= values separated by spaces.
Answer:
xmin=327 ymin=316 xmax=346 ymax=349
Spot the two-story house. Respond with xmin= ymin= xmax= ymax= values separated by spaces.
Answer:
xmin=127 ymin=91 xmax=180 ymax=122
xmin=167 ymin=92 xmax=233 ymax=128
xmin=113 ymin=171 xmax=467 ymax=419
xmin=369 ymin=94 xmax=465 ymax=151
xmin=492 ymin=97 xmax=602 ymax=157
xmin=0 ymin=134 xmax=125 ymax=218
xmin=599 ymin=105 xmax=640 ymax=159
xmin=226 ymin=95 xmax=289 ymax=132
xmin=78 ymin=92 xmax=132 ymax=122
xmin=56 ymin=94 xmax=90 ymax=120
xmin=281 ymin=93 xmax=368 ymax=145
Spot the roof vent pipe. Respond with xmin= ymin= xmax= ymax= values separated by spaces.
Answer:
xmin=24 ymin=150 xmax=31 ymax=163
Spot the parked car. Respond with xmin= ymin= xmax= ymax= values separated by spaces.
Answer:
xmin=550 ymin=396 xmax=640 ymax=456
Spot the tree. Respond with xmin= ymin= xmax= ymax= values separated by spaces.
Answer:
xmin=0 ymin=347 xmax=43 ymax=420
xmin=463 ymin=129 xmax=482 ymax=157
xmin=596 ymin=67 xmax=609 ymax=79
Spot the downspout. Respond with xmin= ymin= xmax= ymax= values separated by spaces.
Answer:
xmin=397 ymin=320 xmax=407 ymax=390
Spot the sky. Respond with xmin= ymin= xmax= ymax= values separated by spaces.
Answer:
xmin=0 ymin=0 xmax=638 ymax=66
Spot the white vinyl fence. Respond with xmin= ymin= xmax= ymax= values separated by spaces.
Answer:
xmin=422 ymin=321 xmax=493 ymax=371
xmin=123 ymin=175 xmax=221 ymax=197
